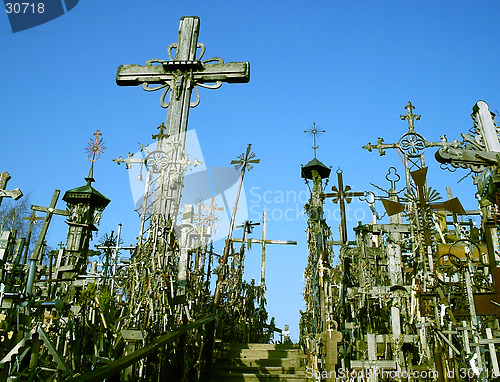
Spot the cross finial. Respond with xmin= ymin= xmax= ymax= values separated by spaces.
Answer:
xmin=152 ymin=122 xmax=169 ymax=142
xmin=304 ymin=123 xmax=325 ymax=158
xmin=400 ymin=101 xmax=421 ymax=132
xmin=85 ymin=130 xmax=106 ymax=162
xmin=230 ymin=144 xmax=260 ymax=172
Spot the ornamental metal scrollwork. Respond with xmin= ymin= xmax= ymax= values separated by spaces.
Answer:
xmin=399 ymin=131 xmax=426 ymax=157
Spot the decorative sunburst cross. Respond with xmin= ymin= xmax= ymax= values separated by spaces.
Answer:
xmin=85 ymin=130 xmax=106 ymax=162
xmin=304 ymin=123 xmax=325 ymax=158
xmin=230 ymin=144 xmax=260 ymax=172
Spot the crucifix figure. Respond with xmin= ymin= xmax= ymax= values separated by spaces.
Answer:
xmin=116 ymin=16 xmax=249 ymax=137
xmin=322 ymin=170 xmax=364 ymax=245
xmin=232 ymin=211 xmax=297 ymax=288
xmin=0 ymin=171 xmax=23 ymax=207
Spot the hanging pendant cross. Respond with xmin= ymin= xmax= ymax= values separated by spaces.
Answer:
xmin=116 ymin=16 xmax=250 ymax=137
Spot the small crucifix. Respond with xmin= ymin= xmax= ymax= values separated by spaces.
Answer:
xmin=0 ymin=171 xmax=23 ymax=207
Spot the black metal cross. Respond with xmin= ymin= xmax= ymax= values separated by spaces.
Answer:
xmin=322 ymin=170 xmax=364 ymax=244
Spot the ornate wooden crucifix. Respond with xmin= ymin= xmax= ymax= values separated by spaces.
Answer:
xmin=116 ymin=16 xmax=250 ymax=137
xmin=0 ymin=171 xmax=22 ymax=207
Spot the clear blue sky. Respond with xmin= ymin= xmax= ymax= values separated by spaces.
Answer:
xmin=1 ymin=0 xmax=499 ymax=341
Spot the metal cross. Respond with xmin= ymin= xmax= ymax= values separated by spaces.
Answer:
xmin=474 ymin=267 xmax=500 ymax=318
xmin=304 ymin=123 xmax=325 ymax=158
xmin=232 ymin=211 xmax=297 ymax=287
xmin=202 ymin=196 xmax=224 ymax=221
xmin=436 ymin=101 xmax=500 ymax=169
xmin=400 ymin=101 xmax=421 ymax=132
xmin=0 ymin=171 xmax=23 ymax=207
xmin=363 ymin=102 xmax=448 ymax=158
xmin=214 ymin=144 xmax=259 ymax=306
xmin=322 ymin=170 xmax=364 ymax=245
xmin=116 ymin=16 xmax=249 ymax=137
xmin=85 ymin=130 xmax=106 ymax=162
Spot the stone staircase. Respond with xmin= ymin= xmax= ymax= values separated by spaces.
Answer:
xmin=211 ymin=342 xmax=307 ymax=381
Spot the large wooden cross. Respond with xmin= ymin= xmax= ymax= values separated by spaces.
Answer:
xmin=0 ymin=171 xmax=22 ymax=207
xmin=232 ymin=211 xmax=297 ymax=287
xmin=116 ymin=16 xmax=249 ymax=137
xmin=25 ymin=190 xmax=69 ymax=295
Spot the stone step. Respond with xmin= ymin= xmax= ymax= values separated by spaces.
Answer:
xmin=211 ymin=371 xmax=307 ymax=381
xmin=219 ymin=343 xmax=299 ymax=351
xmin=211 ymin=343 xmax=306 ymax=382
xmin=213 ymin=364 xmax=305 ymax=375
xmin=215 ymin=357 xmax=303 ymax=368
xmin=218 ymin=348 xmax=303 ymax=360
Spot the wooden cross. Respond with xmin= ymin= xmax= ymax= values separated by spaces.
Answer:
xmin=116 ymin=16 xmax=249 ymax=137
xmin=0 ymin=171 xmax=22 ymax=207
xmin=321 ymin=320 xmax=342 ymax=371
xmin=232 ymin=211 xmax=297 ymax=287
xmin=483 ymin=328 xmax=500 ymax=377
xmin=322 ymin=170 xmax=364 ymax=244
xmin=25 ymin=190 xmax=69 ymax=295
xmin=202 ymin=196 xmax=224 ymax=220
xmin=21 ymin=211 xmax=43 ymax=264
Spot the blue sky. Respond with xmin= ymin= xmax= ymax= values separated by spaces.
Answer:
xmin=1 ymin=0 xmax=499 ymax=341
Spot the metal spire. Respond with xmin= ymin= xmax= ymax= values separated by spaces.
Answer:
xmin=304 ymin=123 xmax=325 ymax=158
xmin=85 ymin=130 xmax=106 ymax=184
